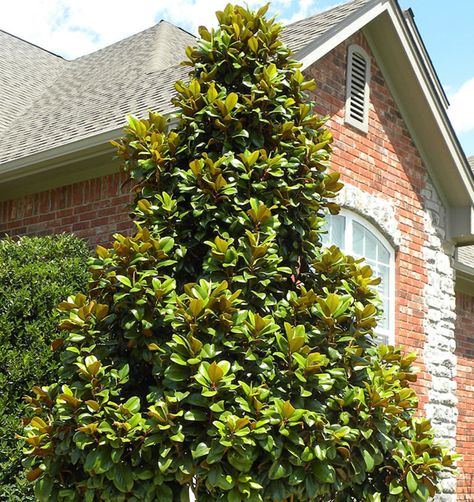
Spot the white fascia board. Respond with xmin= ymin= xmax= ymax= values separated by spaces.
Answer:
xmin=454 ymin=260 xmax=474 ymax=277
xmin=382 ymin=1 xmax=474 ymax=205
xmin=296 ymin=1 xmax=387 ymax=70
xmin=0 ymin=117 xmax=179 ymax=184
xmin=402 ymin=9 xmax=449 ymax=109
xmin=0 ymin=127 xmax=123 ymax=182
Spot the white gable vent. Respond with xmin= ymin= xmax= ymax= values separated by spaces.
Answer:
xmin=345 ymin=44 xmax=371 ymax=132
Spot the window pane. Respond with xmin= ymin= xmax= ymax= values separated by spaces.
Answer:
xmin=378 ymin=242 xmax=390 ymax=264
xmin=363 ymin=227 xmax=377 ymax=261
xmin=379 ymin=298 xmax=390 ymax=330
xmin=350 ymin=217 xmax=393 ymax=344
xmin=352 ymin=221 xmax=364 ymax=256
xmin=377 ymin=265 xmax=389 ymax=296
xmin=321 ymin=215 xmax=345 ymax=249
xmin=375 ymin=332 xmax=390 ymax=345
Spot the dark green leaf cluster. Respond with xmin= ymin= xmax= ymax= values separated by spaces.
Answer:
xmin=0 ymin=234 xmax=89 ymax=501
xmin=22 ymin=4 xmax=456 ymax=501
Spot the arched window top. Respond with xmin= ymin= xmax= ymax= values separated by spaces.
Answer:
xmin=345 ymin=44 xmax=371 ymax=132
xmin=321 ymin=210 xmax=395 ymax=345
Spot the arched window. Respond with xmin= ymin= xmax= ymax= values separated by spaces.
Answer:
xmin=321 ymin=210 xmax=395 ymax=345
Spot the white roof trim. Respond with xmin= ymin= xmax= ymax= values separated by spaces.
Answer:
xmin=454 ymin=260 xmax=474 ymax=294
xmin=383 ymin=1 xmax=474 ymax=203
xmin=296 ymin=0 xmax=386 ymax=70
xmin=0 ymin=128 xmax=123 ymax=181
xmin=454 ymin=260 xmax=474 ymax=276
xmin=402 ymin=9 xmax=449 ymax=109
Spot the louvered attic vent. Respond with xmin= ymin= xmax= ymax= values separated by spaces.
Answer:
xmin=345 ymin=45 xmax=370 ymax=132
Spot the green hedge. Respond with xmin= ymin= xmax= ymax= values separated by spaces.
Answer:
xmin=0 ymin=234 xmax=90 ymax=501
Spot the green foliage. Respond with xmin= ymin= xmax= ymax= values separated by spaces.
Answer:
xmin=0 ymin=234 xmax=89 ymax=501
xmin=22 ymin=4 xmax=456 ymax=501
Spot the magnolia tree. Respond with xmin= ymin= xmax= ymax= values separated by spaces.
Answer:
xmin=22 ymin=4 xmax=455 ymax=501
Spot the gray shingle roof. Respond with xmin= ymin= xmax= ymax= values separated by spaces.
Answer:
xmin=468 ymin=156 xmax=474 ymax=172
xmin=458 ymin=246 xmax=474 ymax=269
xmin=0 ymin=21 xmax=194 ymax=164
xmin=281 ymin=0 xmax=375 ymax=53
xmin=0 ymin=0 xmax=375 ymax=165
xmin=0 ymin=30 xmax=66 ymax=131
xmin=0 ymin=22 xmax=194 ymax=165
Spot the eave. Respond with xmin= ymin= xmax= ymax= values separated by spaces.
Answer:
xmin=0 ymin=129 xmax=122 ymax=200
xmin=454 ymin=261 xmax=474 ymax=294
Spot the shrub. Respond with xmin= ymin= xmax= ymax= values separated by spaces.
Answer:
xmin=22 ymin=4 xmax=455 ymax=501
xmin=0 ymin=234 xmax=89 ymax=501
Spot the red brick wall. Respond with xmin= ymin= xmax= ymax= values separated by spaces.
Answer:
xmin=0 ymin=173 xmax=133 ymax=247
xmin=307 ymin=32 xmax=430 ymax=405
xmin=455 ymin=291 xmax=474 ymax=499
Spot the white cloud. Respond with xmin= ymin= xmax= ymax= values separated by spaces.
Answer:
xmin=2 ymin=0 xmax=170 ymax=58
xmin=1 ymin=0 xmax=333 ymax=59
xmin=153 ymin=0 xmax=262 ymax=35
xmin=448 ymin=77 xmax=474 ymax=133
xmin=0 ymin=0 xmax=152 ymax=58
xmin=159 ymin=0 xmax=343 ymax=33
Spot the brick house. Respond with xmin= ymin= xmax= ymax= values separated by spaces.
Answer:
xmin=1 ymin=0 xmax=474 ymax=498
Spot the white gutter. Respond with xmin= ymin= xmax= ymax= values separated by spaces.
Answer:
xmin=0 ymin=127 xmax=123 ymax=181
xmin=454 ymin=260 xmax=474 ymax=277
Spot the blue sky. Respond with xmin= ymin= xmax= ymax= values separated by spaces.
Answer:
xmin=1 ymin=0 xmax=473 ymax=156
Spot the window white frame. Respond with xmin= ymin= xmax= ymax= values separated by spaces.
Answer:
xmin=344 ymin=44 xmax=371 ymax=133
xmin=323 ymin=209 xmax=396 ymax=345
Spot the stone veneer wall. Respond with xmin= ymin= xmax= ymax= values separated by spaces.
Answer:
xmin=421 ymin=180 xmax=457 ymax=501
xmin=335 ymin=183 xmax=401 ymax=248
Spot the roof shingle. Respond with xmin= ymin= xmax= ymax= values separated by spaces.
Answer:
xmin=0 ymin=0 xmax=377 ymax=165
xmin=281 ymin=0 xmax=376 ymax=53
xmin=0 ymin=22 xmax=193 ymax=164
xmin=0 ymin=30 xmax=66 ymax=131
xmin=468 ymin=156 xmax=474 ymax=172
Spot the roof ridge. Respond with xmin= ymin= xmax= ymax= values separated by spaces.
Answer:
xmin=73 ymin=20 xmax=195 ymax=67
xmin=0 ymin=28 xmax=64 ymax=59
xmin=148 ymin=21 xmax=196 ymax=72
xmin=159 ymin=19 xmax=195 ymax=40
xmin=75 ymin=21 xmax=166 ymax=61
